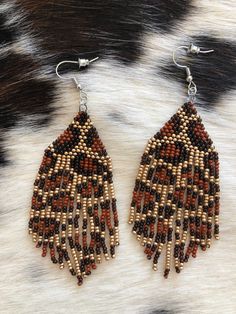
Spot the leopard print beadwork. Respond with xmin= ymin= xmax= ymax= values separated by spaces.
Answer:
xmin=129 ymin=102 xmax=220 ymax=278
xmin=28 ymin=111 xmax=119 ymax=286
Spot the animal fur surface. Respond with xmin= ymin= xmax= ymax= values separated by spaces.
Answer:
xmin=0 ymin=1 xmax=236 ymax=313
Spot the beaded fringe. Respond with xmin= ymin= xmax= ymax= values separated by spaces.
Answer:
xmin=28 ymin=111 xmax=119 ymax=286
xmin=129 ymin=102 xmax=220 ymax=278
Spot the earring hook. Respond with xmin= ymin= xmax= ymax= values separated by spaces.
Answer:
xmin=55 ymin=57 xmax=99 ymax=88
xmin=173 ymin=43 xmax=214 ymax=100
xmin=173 ymin=44 xmax=214 ymax=69
xmin=55 ymin=56 xmax=99 ymax=112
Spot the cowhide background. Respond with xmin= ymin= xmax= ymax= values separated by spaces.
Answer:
xmin=0 ymin=0 xmax=236 ymax=313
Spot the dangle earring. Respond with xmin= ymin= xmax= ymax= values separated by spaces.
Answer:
xmin=28 ymin=57 xmax=119 ymax=286
xmin=129 ymin=44 xmax=220 ymax=278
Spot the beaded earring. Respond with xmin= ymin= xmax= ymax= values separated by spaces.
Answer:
xmin=129 ymin=44 xmax=220 ymax=278
xmin=28 ymin=57 xmax=119 ymax=286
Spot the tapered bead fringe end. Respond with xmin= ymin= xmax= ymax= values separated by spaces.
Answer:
xmin=28 ymin=111 xmax=119 ymax=286
xmin=129 ymin=102 xmax=220 ymax=278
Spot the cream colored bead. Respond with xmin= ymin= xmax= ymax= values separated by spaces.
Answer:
xmin=153 ymin=264 xmax=158 ymax=271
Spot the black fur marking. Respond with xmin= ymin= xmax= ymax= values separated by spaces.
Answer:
xmin=141 ymin=0 xmax=194 ymax=33
xmin=0 ymin=53 xmax=56 ymax=129
xmin=108 ymin=112 xmax=135 ymax=126
xmin=0 ymin=76 xmax=55 ymax=165
xmin=0 ymin=14 xmax=16 ymax=44
xmin=0 ymin=138 xmax=8 ymax=165
xmin=20 ymin=0 xmax=193 ymax=63
xmin=146 ymin=310 xmax=176 ymax=314
xmin=162 ymin=36 xmax=236 ymax=107
xmin=1 ymin=79 xmax=55 ymax=128
xmin=0 ymin=52 xmax=56 ymax=165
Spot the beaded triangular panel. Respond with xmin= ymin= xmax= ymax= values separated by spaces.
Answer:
xmin=129 ymin=102 xmax=220 ymax=278
xmin=28 ymin=111 xmax=119 ymax=286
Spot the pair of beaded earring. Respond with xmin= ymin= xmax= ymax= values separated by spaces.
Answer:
xmin=28 ymin=44 xmax=220 ymax=286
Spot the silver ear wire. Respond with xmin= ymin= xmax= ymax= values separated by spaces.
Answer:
xmin=55 ymin=56 xmax=99 ymax=112
xmin=55 ymin=57 xmax=99 ymax=88
xmin=173 ymin=44 xmax=214 ymax=100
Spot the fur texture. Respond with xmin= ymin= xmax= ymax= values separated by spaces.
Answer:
xmin=0 ymin=1 xmax=236 ymax=313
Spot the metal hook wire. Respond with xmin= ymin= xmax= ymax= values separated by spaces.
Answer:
xmin=173 ymin=43 xmax=214 ymax=99
xmin=172 ymin=45 xmax=189 ymax=69
xmin=55 ymin=56 xmax=99 ymax=111
xmin=173 ymin=44 xmax=214 ymax=69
